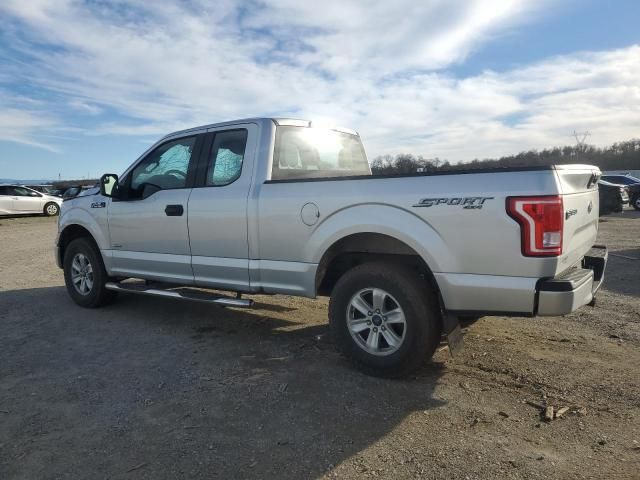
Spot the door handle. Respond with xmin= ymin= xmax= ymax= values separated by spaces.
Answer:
xmin=165 ymin=204 xmax=184 ymax=216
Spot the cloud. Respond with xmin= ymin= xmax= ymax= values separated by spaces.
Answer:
xmin=0 ymin=108 xmax=59 ymax=151
xmin=0 ymin=91 xmax=60 ymax=151
xmin=68 ymin=99 xmax=103 ymax=115
xmin=0 ymin=0 xmax=638 ymax=162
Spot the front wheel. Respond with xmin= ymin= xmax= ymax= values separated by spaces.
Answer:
xmin=63 ymin=237 xmax=117 ymax=308
xmin=632 ymin=195 xmax=640 ymax=211
xmin=44 ymin=202 xmax=60 ymax=216
xmin=329 ymin=262 xmax=442 ymax=378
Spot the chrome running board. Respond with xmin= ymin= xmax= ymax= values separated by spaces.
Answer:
xmin=105 ymin=282 xmax=253 ymax=308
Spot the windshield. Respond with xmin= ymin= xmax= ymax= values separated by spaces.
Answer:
xmin=272 ymin=126 xmax=370 ymax=180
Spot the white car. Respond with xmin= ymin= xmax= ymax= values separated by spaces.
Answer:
xmin=0 ymin=184 xmax=63 ymax=216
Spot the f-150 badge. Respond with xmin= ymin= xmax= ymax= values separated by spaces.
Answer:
xmin=413 ymin=197 xmax=494 ymax=209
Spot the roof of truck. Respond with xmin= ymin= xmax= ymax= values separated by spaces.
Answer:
xmin=161 ymin=118 xmax=358 ymax=141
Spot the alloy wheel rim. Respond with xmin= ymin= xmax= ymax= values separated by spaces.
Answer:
xmin=346 ymin=288 xmax=407 ymax=356
xmin=71 ymin=253 xmax=94 ymax=295
xmin=47 ymin=204 xmax=58 ymax=215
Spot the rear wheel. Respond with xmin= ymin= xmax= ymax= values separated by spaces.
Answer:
xmin=329 ymin=262 xmax=441 ymax=378
xmin=44 ymin=202 xmax=59 ymax=216
xmin=63 ymin=237 xmax=116 ymax=308
xmin=632 ymin=195 xmax=640 ymax=211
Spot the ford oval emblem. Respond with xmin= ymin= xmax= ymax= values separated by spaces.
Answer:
xmin=587 ymin=200 xmax=593 ymax=214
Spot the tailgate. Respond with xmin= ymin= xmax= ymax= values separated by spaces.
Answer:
xmin=554 ymin=165 xmax=601 ymax=275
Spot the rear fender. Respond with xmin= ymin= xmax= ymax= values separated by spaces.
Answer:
xmin=305 ymin=204 xmax=456 ymax=273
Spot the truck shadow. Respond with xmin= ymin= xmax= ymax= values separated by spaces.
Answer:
xmin=0 ymin=286 xmax=446 ymax=480
xmin=601 ymin=247 xmax=640 ymax=298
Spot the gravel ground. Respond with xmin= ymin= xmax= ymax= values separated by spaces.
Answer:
xmin=0 ymin=212 xmax=638 ymax=479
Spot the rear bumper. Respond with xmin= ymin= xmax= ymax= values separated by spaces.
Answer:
xmin=537 ymin=245 xmax=607 ymax=316
xmin=437 ymin=245 xmax=608 ymax=318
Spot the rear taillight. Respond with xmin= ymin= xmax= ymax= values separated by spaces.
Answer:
xmin=506 ymin=195 xmax=564 ymax=257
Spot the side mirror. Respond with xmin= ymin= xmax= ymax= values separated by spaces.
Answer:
xmin=100 ymin=173 xmax=119 ymax=198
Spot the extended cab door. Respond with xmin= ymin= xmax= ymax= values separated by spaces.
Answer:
xmin=107 ymin=134 xmax=204 ymax=283
xmin=187 ymin=123 xmax=258 ymax=290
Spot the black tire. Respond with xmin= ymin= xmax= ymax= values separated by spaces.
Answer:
xmin=63 ymin=237 xmax=117 ymax=308
xmin=632 ymin=195 xmax=640 ymax=211
xmin=43 ymin=202 xmax=60 ymax=216
xmin=329 ymin=261 xmax=442 ymax=378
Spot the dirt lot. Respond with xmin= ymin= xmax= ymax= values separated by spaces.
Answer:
xmin=1 ymin=212 xmax=639 ymax=479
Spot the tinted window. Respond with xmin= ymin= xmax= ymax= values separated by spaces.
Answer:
xmin=0 ymin=186 xmax=10 ymax=195
xmin=12 ymin=187 xmax=40 ymax=197
xmin=272 ymin=126 xmax=370 ymax=180
xmin=131 ymin=137 xmax=196 ymax=190
xmin=206 ymin=130 xmax=247 ymax=186
xmin=602 ymin=176 xmax=629 ymax=185
xmin=603 ymin=175 xmax=640 ymax=185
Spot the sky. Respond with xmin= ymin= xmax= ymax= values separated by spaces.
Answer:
xmin=0 ymin=0 xmax=638 ymax=180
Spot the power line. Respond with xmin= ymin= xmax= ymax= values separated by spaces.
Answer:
xmin=572 ymin=131 xmax=591 ymax=161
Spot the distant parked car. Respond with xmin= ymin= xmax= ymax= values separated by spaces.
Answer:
xmin=26 ymin=184 xmax=60 ymax=196
xmin=601 ymin=174 xmax=640 ymax=211
xmin=598 ymin=180 xmax=629 ymax=215
xmin=0 ymin=184 xmax=63 ymax=216
xmin=49 ymin=188 xmax=68 ymax=197
xmin=62 ymin=185 xmax=98 ymax=199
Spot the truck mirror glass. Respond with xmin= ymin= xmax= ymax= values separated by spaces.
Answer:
xmin=100 ymin=174 xmax=119 ymax=198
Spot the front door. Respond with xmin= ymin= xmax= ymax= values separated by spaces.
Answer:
xmin=107 ymin=134 xmax=202 ymax=283
xmin=10 ymin=186 xmax=44 ymax=213
xmin=187 ymin=124 xmax=257 ymax=290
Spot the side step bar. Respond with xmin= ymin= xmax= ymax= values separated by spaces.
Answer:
xmin=104 ymin=282 xmax=253 ymax=308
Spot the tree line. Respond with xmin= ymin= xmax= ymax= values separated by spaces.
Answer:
xmin=370 ymin=139 xmax=640 ymax=175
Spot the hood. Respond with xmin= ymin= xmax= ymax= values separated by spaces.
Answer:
xmin=44 ymin=194 xmax=63 ymax=203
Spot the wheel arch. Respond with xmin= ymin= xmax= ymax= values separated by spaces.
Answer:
xmin=307 ymin=204 xmax=452 ymax=297
xmin=57 ymin=223 xmax=102 ymax=268
xmin=315 ymin=232 xmax=441 ymax=298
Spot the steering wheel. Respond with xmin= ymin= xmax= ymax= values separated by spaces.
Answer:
xmin=165 ymin=169 xmax=186 ymax=179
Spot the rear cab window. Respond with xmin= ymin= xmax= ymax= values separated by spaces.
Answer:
xmin=271 ymin=126 xmax=370 ymax=181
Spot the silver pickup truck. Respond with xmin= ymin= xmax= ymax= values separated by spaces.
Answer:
xmin=56 ymin=118 xmax=607 ymax=377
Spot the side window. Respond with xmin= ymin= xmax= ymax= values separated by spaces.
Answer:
xmin=206 ymin=130 xmax=247 ymax=186
xmin=0 ymin=186 xmax=9 ymax=195
xmin=13 ymin=187 xmax=39 ymax=197
xmin=131 ymin=136 xmax=196 ymax=191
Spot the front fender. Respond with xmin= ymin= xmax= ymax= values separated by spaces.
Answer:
xmin=304 ymin=203 xmax=456 ymax=273
xmin=57 ymin=200 xmax=111 ymax=252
